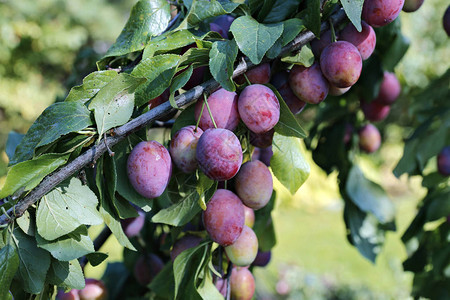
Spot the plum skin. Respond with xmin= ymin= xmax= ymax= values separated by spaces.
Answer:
xmin=252 ymin=250 xmax=271 ymax=267
xmin=56 ymin=289 xmax=80 ymax=300
xmin=230 ymin=267 xmax=256 ymax=300
xmin=361 ymin=100 xmax=391 ymax=122
xmin=210 ymin=15 xmax=235 ymax=39
xmin=311 ymin=30 xmax=335 ymax=58
xmin=196 ymin=128 xmax=243 ymax=181
xmin=244 ymin=206 xmax=255 ymax=228
xmin=235 ymin=63 xmax=271 ymax=85
xmin=238 ymin=84 xmax=280 ymax=133
xmin=194 ymin=88 xmax=240 ymax=131
xmin=374 ymin=72 xmax=401 ymax=105
xmin=235 ymin=160 xmax=273 ymax=210
xmin=127 ymin=141 xmax=172 ymax=199
xmin=402 ymin=0 xmax=425 ymax=12
xmin=271 ymin=71 xmax=306 ymax=114
xmin=359 ymin=124 xmax=381 ymax=153
xmin=437 ymin=146 xmax=450 ymax=176
xmin=202 ymin=189 xmax=245 ymax=246
xmin=339 ymin=21 xmax=376 ymax=60
xmin=362 ymin=0 xmax=405 ymax=28
xmin=170 ymin=234 xmax=203 ymax=261
xmin=249 ymin=128 xmax=274 ymax=148
xmin=170 ymin=125 xmax=203 ymax=173
xmin=78 ymin=279 xmax=107 ymax=300
xmin=225 ymin=225 xmax=258 ymax=266
xmin=289 ymin=62 xmax=329 ymax=104
xmin=121 ymin=211 xmax=145 ymax=238
xmin=445 ymin=6 xmax=450 ymax=37
xmin=320 ymin=41 xmax=362 ymax=88
xmin=134 ymin=254 xmax=164 ymax=286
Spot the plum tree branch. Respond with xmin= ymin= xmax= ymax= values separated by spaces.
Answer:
xmin=0 ymin=8 xmax=346 ymax=226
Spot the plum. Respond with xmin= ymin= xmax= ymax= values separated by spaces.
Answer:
xmin=339 ymin=21 xmax=376 ymax=60
xmin=196 ymin=128 xmax=243 ymax=181
xmin=127 ymin=141 xmax=172 ymax=198
xmin=402 ymin=0 xmax=425 ymax=12
xmin=57 ymin=289 xmax=80 ymax=300
xmin=244 ymin=205 xmax=255 ymax=228
xmin=329 ymin=84 xmax=351 ymax=96
xmin=238 ymin=84 xmax=280 ymax=133
xmin=170 ymin=234 xmax=203 ymax=261
xmin=121 ymin=211 xmax=145 ymax=238
xmin=343 ymin=123 xmax=354 ymax=145
xmin=359 ymin=124 xmax=381 ymax=153
xmin=289 ymin=62 xmax=329 ymax=104
xmin=202 ymin=189 xmax=245 ymax=246
xmin=320 ymin=41 xmax=362 ymax=88
xmin=148 ymin=89 xmax=169 ymax=110
xmin=78 ymin=279 xmax=107 ymax=300
xmin=249 ymin=129 xmax=274 ymax=148
xmin=362 ymin=0 xmax=405 ymax=27
xmin=373 ymin=72 xmax=401 ymax=105
xmin=230 ymin=267 xmax=255 ymax=300
xmin=259 ymin=146 xmax=273 ymax=167
xmin=170 ymin=125 xmax=203 ymax=173
xmin=271 ymin=71 xmax=306 ymax=114
xmin=361 ymin=100 xmax=391 ymax=122
xmin=210 ymin=15 xmax=235 ymax=39
xmin=437 ymin=146 xmax=450 ymax=176
xmin=215 ymin=277 xmax=227 ymax=297
xmin=235 ymin=63 xmax=271 ymax=85
xmin=225 ymin=225 xmax=258 ymax=267
xmin=311 ymin=30 xmax=335 ymax=58
xmin=235 ymin=160 xmax=273 ymax=210
xmin=445 ymin=6 xmax=450 ymax=36
xmin=252 ymin=250 xmax=271 ymax=267
xmin=134 ymin=254 xmax=164 ymax=286
xmin=194 ymin=88 xmax=240 ymax=131
xmin=180 ymin=45 xmax=206 ymax=90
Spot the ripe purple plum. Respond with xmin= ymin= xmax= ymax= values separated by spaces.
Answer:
xmin=402 ymin=0 xmax=425 ymax=12
xmin=271 ymin=71 xmax=306 ymax=114
xmin=194 ymin=88 xmax=240 ymax=131
xmin=343 ymin=123 xmax=354 ymax=145
xmin=259 ymin=146 xmax=273 ymax=167
xmin=437 ymin=146 xmax=450 ymax=176
xmin=244 ymin=206 xmax=255 ymax=228
xmin=170 ymin=125 xmax=203 ymax=173
xmin=235 ymin=63 xmax=271 ymax=85
xmin=238 ymin=84 xmax=280 ymax=133
xmin=148 ymin=88 xmax=169 ymax=110
xmin=210 ymin=15 xmax=235 ymax=39
xmin=78 ymin=279 xmax=107 ymax=300
xmin=170 ymin=234 xmax=203 ymax=261
xmin=289 ymin=63 xmax=329 ymax=104
xmin=230 ymin=267 xmax=255 ymax=300
xmin=225 ymin=225 xmax=258 ymax=266
xmin=359 ymin=124 xmax=381 ymax=153
xmin=196 ymin=128 xmax=243 ymax=181
xmin=202 ymin=189 xmax=245 ymax=246
xmin=339 ymin=21 xmax=376 ymax=60
xmin=362 ymin=0 xmax=405 ymax=27
xmin=134 ymin=254 xmax=164 ymax=286
xmin=445 ymin=6 xmax=450 ymax=36
xmin=311 ymin=30 xmax=335 ymax=58
xmin=179 ymin=45 xmax=206 ymax=90
xmin=57 ymin=289 xmax=79 ymax=300
xmin=252 ymin=250 xmax=271 ymax=267
xmin=215 ymin=277 xmax=227 ymax=297
xmin=361 ymin=100 xmax=391 ymax=122
xmin=320 ymin=41 xmax=362 ymax=88
xmin=329 ymin=84 xmax=351 ymax=96
xmin=235 ymin=160 xmax=273 ymax=210
xmin=250 ymin=129 xmax=274 ymax=148
xmin=121 ymin=211 xmax=145 ymax=238
xmin=127 ymin=141 xmax=172 ymax=198
xmin=373 ymin=72 xmax=401 ymax=105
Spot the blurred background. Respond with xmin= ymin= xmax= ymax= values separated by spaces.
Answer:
xmin=0 ymin=0 xmax=449 ymax=299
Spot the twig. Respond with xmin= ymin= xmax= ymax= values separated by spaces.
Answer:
xmin=0 ymin=8 xmax=346 ymax=226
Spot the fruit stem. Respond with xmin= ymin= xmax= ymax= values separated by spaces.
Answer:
xmin=195 ymin=100 xmax=206 ymax=132
xmin=204 ymin=94 xmax=218 ymax=129
xmin=329 ymin=19 xmax=337 ymax=43
xmin=243 ymin=73 xmax=252 ymax=86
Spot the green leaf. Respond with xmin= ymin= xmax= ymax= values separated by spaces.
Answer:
xmin=0 ymin=245 xmax=19 ymax=300
xmin=271 ymin=133 xmax=310 ymax=194
xmin=36 ymin=177 xmax=103 ymax=241
xmin=425 ymin=190 xmax=450 ymax=222
xmin=10 ymin=102 xmax=93 ymax=165
xmin=264 ymin=0 xmax=302 ymax=23
xmin=103 ymin=0 xmax=171 ymax=58
xmin=143 ymin=30 xmax=197 ymax=59
xmin=196 ymin=262 xmax=223 ymax=300
xmin=280 ymin=18 xmax=305 ymax=46
xmin=131 ymin=54 xmax=180 ymax=81
xmin=179 ymin=47 xmax=211 ymax=67
xmin=85 ymin=252 xmax=109 ymax=267
xmin=0 ymin=153 xmax=69 ymax=198
xmin=169 ymin=65 xmax=194 ymax=109
xmin=340 ymin=0 xmax=363 ymax=32
xmin=135 ymin=68 xmax=177 ymax=107
xmin=281 ymin=44 xmax=314 ymax=66
xmin=47 ymin=259 xmax=85 ymax=289
xmin=196 ymin=172 xmax=214 ymax=210
xmin=99 ymin=206 xmax=136 ymax=251
xmin=88 ymin=73 xmax=145 ymax=138
xmin=152 ymin=191 xmax=202 ymax=226
xmin=149 ymin=261 xmax=175 ymax=298
xmin=209 ymin=39 xmax=238 ymax=92
xmin=12 ymin=228 xmax=51 ymax=294
xmin=346 ymin=165 xmax=395 ymax=224
xmin=267 ymin=85 xmax=307 ymax=138
xmin=16 ymin=211 xmax=35 ymax=236
xmin=101 ymin=263 xmax=130 ymax=299
xmin=253 ymin=192 xmax=277 ymax=251
xmin=36 ymin=233 xmax=94 ymax=261
xmin=65 ymin=71 xmax=118 ymax=103
xmin=304 ymin=0 xmax=321 ymax=36
xmin=5 ymin=131 xmax=24 ymax=161
xmin=171 ymin=104 xmax=196 ymax=138
xmin=230 ymin=16 xmax=284 ymax=64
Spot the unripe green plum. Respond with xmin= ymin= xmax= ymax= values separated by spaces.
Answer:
xmin=225 ymin=225 xmax=258 ymax=266
xmin=78 ymin=279 xmax=107 ymax=300
xmin=362 ymin=0 xmax=405 ymax=27
xmin=243 ymin=206 xmax=255 ymax=228
xmin=194 ymin=88 xmax=240 ymax=131
xmin=359 ymin=124 xmax=381 ymax=153
xmin=134 ymin=254 xmax=164 ymax=286
xmin=235 ymin=160 xmax=273 ymax=210
xmin=127 ymin=141 xmax=172 ymax=198
xmin=170 ymin=125 xmax=203 ymax=173
xmin=170 ymin=234 xmax=203 ymax=261
xmin=402 ymin=0 xmax=424 ymax=12
xmin=235 ymin=63 xmax=271 ymax=85
xmin=238 ymin=84 xmax=280 ymax=134
xmin=203 ymin=189 xmax=245 ymax=246
xmin=196 ymin=128 xmax=243 ymax=181
xmin=339 ymin=21 xmax=376 ymax=60
xmin=320 ymin=41 xmax=362 ymax=88
xmin=289 ymin=62 xmax=329 ymax=104
xmin=230 ymin=267 xmax=255 ymax=300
